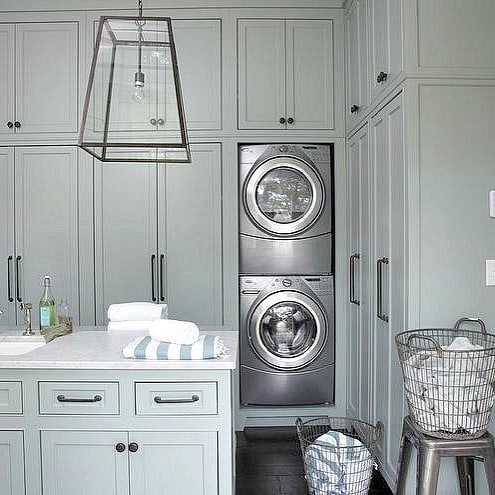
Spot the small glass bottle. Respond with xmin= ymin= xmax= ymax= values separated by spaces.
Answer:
xmin=39 ymin=275 xmax=56 ymax=330
xmin=58 ymin=298 xmax=73 ymax=332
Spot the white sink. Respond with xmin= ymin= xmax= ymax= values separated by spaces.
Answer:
xmin=0 ymin=335 xmax=45 ymax=356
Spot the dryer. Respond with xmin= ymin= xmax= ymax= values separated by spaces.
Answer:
xmin=240 ymin=275 xmax=334 ymax=406
xmin=239 ymin=143 xmax=333 ymax=275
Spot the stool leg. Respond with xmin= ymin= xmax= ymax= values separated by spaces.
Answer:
xmin=396 ymin=432 xmax=413 ymax=495
xmin=482 ymin=447 xmax=495 ymax=495
xmin=417 ymin=448 xmax=440 ymax=495
xmin=456 ymin=456 xmax=475 ymax=495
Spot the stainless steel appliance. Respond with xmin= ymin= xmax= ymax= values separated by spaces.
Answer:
xmin=240 ymin=275 xmax=334 ymax=406
xmin=239 ymin=144 xmax=333 ymax=275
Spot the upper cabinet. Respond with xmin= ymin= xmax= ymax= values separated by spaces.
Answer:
xmin=0 ymin=22 xmax=78 ymax=142
xmin=237 ymin=18 xmax=336 ymax=131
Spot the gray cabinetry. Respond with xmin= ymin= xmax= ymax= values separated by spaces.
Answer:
xmin=94 ymin=143 xmax=223 ymax=325
xmin=0 ymin=430 xmax=25 ymax=495
xmin=237 ymin=18 xmax=336 ymax=130
xmin=0 ymin=147 xmax=79 ymax=326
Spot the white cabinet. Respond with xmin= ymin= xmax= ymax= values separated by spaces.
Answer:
xmin=0 ymin=430 xmax=25 ymax=495
xmin=370 ymin=0 xmax=403 ymax=101
xmin=237 ymin=18 xmax=335 ymax=130
xmin=347 ymin=92 xmax=406 ymax=485
xmin=0 ymin=22 xmax=78 ymax=139
xmin=0 ymin=147 xmax=79 ymax=326
xmin=345 ymin=0 xmax=369 ymax=131
xmin=94 ymin=143 xmax=222 ymax=325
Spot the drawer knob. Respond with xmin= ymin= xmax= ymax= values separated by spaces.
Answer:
xmin=350 ymin=104 xmax=360 ymax=114
xmin=115 ymin=443 xmax=126 ymax=453
xmin=153 ymin=394 xmax=200 ymax=404
xmin=128 ymin=442 xmax=139 ymax=453
xmin=279 ymin=117 xmax=286 ymax=124
xmin=56 ymin=394 xmax=102 ymax=403
xmin=376 ymin=71 xmax=388 ymax=83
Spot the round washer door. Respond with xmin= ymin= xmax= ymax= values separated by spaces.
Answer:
xmin=243 ymin=156 xmax=324 ymax=236
xmin=248 ymin=291 xmax=327 ymax=370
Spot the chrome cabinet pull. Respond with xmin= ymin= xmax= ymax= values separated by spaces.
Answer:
xmin=7 ymin=256 xmax=13 ymax=302
xmin=157 ymin=118 xmax=164 ymax=126
xmin=15 ymin=255 xmax=22 ymax=302
xmin=376 ymin=257 xmax=389 ymax=322
xmin=151 ymin=254 xmax=156 ymax=302
xmin=349 ymin=253 xmax=360 ymax=305
xmin=153 ymin=394 xmax=199 ymax=404
xmin=150 ymin=118 xmax=157 ymax=125
xmin=57 ymin=394 xmax=102 ymax=403
xmin=159 ymin=254 xmax=165 ymax=302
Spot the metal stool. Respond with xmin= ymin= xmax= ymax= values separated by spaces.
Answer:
xmin=396 ymin=416 xmax=495 ymax=495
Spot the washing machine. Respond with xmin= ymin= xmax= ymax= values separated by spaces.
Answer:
xmin=240 ymin=275 xmax=334 ymax=406
xmin=239 ymin=143 xmax=333 ymax=275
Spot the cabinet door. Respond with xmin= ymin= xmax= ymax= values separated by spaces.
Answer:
xmin=14 ymin=147 xmax=79 ymax=326
xmin=237 ymin=19 xmax=286 ymax=129
xmin=94 ymin=162 xmax=158 ymax=324
xmin=129 ymin=431 xmax=217 ymax=495
xmin=41 ymin=430 xmax=129 ymax=495
xmin=15 ymin=22 xmax=78 ymax=134
xmin=0 ymin=148 xmax=16 ymax=324
xmin=0 ymin=431 xmax=25 ymax=495
xmin=370 ymin=0 xmax=402 ymax=102
xmin=346 ymin=0 xmax=369 ymax=130
xmin=159 ymin=144 xmax=222 ymax=325
xmin=286 ymin=19 xmax=334 ymax=130
xmin=0 ymin=25 xmax=15 ymax=135
xmin=371 ymin=93 xmax=405 ymax=482
xmin=173 ymin=19 xmax=221 ymax=130
xmin=347 ymin=124 xmax=371 ymax=423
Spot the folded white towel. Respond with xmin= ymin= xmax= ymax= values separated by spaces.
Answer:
xmin=107 ymin=302 xmax=168 ymax=322
xmin=149 ymin=319 xmax=199 ymax=345
xmin=108 ymin=320 xmax=154 ymax=332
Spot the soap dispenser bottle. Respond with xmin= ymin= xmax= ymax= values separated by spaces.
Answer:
xmin=58 ymin=298 xmax=73 ymax=332
xmin=39 ymin=275 xmax=56 ymax=330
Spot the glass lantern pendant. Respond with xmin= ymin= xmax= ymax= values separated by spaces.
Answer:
xmin=79 ymin=0 xmax=191 ymax=163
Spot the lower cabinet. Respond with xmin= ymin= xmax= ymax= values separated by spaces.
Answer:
xmin=41 ymin=430 xmax=217 ymax=495
xmin=0 ymin=431 xmax=25 ymax=495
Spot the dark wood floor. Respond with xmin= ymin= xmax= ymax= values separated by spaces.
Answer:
xmin=235 ymin=427 xmax=392 ymax=495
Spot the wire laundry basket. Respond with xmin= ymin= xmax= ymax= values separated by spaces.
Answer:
xmin=296 ymin=417 xmax=382 ymax=495
xmin=396 ymin=318 xmax=495 ymax=440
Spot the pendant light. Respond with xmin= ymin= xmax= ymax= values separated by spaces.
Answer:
xmin=79 ymin=0 xmax=191 ymax=163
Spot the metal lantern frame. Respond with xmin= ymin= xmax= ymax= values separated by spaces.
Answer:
xmin=79 ymin=15 xmax=191 ymax=163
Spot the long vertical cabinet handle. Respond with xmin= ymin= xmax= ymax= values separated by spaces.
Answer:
xmin=159 ymin=254 xmax=165 ymax=302
xmin=349 ymin=253 xmax=360 ymax=305
xmin=7 ymin=256 xmax=13 ymax=302
xmin=150 ymin=254 xmax=157 ymax=302
xmin=15 ymin=255 xmax=22 ymax=302
xmin=376 ymin=257 xmax=389 ymax=322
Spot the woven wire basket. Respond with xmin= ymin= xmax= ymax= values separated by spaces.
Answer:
xmin=295 ymin=417 xmax=382 ymax=495
xmin=396 ymin=325 xmax=495 ymax=440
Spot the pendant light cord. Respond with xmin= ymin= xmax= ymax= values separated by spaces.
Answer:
xmin=138 ymin=0 xmax=143 ymax=17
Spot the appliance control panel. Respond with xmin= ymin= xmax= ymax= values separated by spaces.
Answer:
xmin=240 ymin=275 xmax=333 ymax=295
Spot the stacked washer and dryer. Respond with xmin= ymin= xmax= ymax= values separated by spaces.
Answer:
xmin=239 ymin=144 xmax=335 ymax=407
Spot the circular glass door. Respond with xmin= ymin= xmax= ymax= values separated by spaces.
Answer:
xmin=244 ymin=156 xmax=324 ymax=235
xmin=249 ymin=291 xmax=327 ymax=370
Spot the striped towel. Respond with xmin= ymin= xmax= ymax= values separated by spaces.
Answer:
xmin=122 ymin=335 xmax=228 ymax=360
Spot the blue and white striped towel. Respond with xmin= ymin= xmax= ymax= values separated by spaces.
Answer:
xmin=122 ymin=335 xmax=229 ymax=360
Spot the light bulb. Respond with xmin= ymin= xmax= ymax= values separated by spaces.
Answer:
xmin=132 ymin=71 xmax=146 ymax=104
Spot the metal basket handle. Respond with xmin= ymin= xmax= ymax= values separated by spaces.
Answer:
xmin=454 ymin=317 xmax=487 ymax=334
xmin=374 ymin=421 xmax=384 ymax=442
xmin=406 ymin=334 xmax=443 ymax=356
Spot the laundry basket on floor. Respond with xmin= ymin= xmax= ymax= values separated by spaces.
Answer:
xmin=295 ymin=417 xmax=382 ymax=495
xmin=396 ymin=320 xmax=495 ymax=440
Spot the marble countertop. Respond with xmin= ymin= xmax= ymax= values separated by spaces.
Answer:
xmin=0 ymin=327 xmax=238 ymax=370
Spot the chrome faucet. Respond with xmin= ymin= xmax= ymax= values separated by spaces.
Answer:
xmin=19 ymin=303 xmax=34 ymax=336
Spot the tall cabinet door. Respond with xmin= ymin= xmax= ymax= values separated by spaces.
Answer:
xmin=0 ymin=25 xmax=15 ymax=135
xmin=14 ymin=147 xmax=79 ymax=326
xmin=159 ymin=144 xmax=223 ymax=325
xmin=371 ymin=92 xmax=405 ymax=482
xmin=0 ymin=431 xmax=25 ymax=495
xmin=237 ymin=19 xmax=286 ymax=129
xmin=286 ymin=19 xmax=334 ymax=130
xmin=0 ymin=148 xmax=15 ymax=325
xmin=347 ymin=124 xmax=372 ymax=423
xmin=94 ymin=162 xmax=158 ymax=324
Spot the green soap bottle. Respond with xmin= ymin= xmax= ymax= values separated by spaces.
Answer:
xmin=39 ymin=275 xmax=56 ymax=330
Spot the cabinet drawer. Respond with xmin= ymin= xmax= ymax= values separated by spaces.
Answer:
xmin=38 ymin=382 xmax=119 ymax=415
xmin=135 ymin=382 xmax=217 ymax=415
xmin=0 ymin=382 xmax=22 ymax=414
